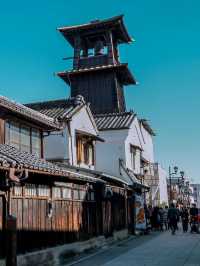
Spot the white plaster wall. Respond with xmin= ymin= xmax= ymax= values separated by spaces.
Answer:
xmin=70 ymin=107 xmax=97 ymax=137
xmin=44 ymin=106 xmax=98 ymax=169
xmin=125 ymin=117 xmax=143 ymax=174
xmin=44 ymin=128 xmax=69 ymax=161
xmin=70 ymin=106 xmax=98 ymax=169
xmin=96 ymin=117 xmax=145 ymax=176
xmin=96 ymin=130 xmax=127 ymax=177
xmin=140 ymin=124 xmax=154 ymax=163
xmin=157 ymin=164 xmax=169 ymax=205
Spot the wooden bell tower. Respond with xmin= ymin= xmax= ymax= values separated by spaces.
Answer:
xmin=57 ymin=15 xmax=136 ymax=114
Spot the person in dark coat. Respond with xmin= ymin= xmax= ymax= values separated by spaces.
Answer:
xmin=159 ymin=207 xmax=164 ymax=231
xmin=190 ymin=204 xmax=199 ymax=233
xmin=181 ymin=207 xmax=189 ymax=232
xmin=163 ymin=206 xmax=169 ymax=230
xmin=152 ymin=206 xmax=160 ymax=230
xmin=168 ymin=203 xmax=179 ymax=235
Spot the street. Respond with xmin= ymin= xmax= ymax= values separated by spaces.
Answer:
xmin=65 ymin=230 xmax=200 ymax=266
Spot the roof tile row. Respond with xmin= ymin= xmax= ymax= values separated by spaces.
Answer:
xmin=94 ymin=112 xmax=135 ymax=131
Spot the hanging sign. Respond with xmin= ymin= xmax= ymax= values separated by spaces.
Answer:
xmin=135 ymin=194 xmax=146 ymax=230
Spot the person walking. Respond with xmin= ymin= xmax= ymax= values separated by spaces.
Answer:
xmin=190 ymin=203 xmax=199 ymax=233
xmin=159 ymin=207 xmax=164 ymax=231
xmin=152 ymin=206 xmax=160 ymax=230
xmin=181 ymin=207 xmax=189 ymax=232
xmin=163 ymin=206 xmax=169 ymax=230
xmin=168 ymin=203 xmax=179 ymax=235
xmin=148 ymin=205 xmax=153 ymax=230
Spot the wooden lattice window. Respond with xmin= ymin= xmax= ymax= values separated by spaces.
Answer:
xmin=76 ymin=134 xmax=94 ymax=166
xmin=38 ymin=185 xmax=50 ymax=197
xmin=62 ymin=188 xmax=72 ymax=199
xmin=79 ymin=190 xmax=86 ymax=200
xmin=13 ymin=186 xmax=23 ymax=196
xmin=73 ymin=190 xmax=79 ymax=200
xmin=53 ymin=187 xmax=62 ymax=199
xmin=25 ymin=184 xmax=37 ymax=197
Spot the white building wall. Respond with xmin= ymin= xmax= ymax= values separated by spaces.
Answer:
xmin=140 ymin=124 xmax=154 ymax=163
xmin=70 ymin=107 xmax=98 ymax=169
xmin=125 ymin=117 xmax=143 ymax=175
xmin=44 ymin=128 xmax=69 ymax=161
xmin=96 ymin=117 xmax=145 ymax=177
xmin=44 ymin=106 xmax=98 ymax=169
xmin=96 ymin=130 xmax=127 ymax=177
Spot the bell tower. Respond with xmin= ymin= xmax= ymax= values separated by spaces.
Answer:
xmin=57 ymin=15 xmax=136 ymax=114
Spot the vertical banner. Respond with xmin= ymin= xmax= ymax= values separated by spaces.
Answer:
xmin=135 ymin=194 xmax=146 ymax=230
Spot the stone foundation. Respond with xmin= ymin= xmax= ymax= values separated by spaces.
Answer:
xmin=0 ymin=229 xmax=129 ymax=266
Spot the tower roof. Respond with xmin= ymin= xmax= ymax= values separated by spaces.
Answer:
xmin=57 ymin=15 xmax=133 ymax=47
xmin=57 ymin=63 xmax=136 ymax=86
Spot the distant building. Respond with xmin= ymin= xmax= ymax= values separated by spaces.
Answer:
xmin=191 ymin=184 xmax=200 ymax=208
xmin=153 ymin=164 xmax=169 ymax=206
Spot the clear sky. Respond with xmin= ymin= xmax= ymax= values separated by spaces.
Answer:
xmin=0 ymin=0 xmax=199 ymax=182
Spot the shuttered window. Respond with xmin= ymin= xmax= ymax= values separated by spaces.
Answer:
xmin=76 ymin=134 xmax=94 ymax=166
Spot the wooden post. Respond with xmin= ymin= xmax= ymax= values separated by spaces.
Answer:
xmin=94 ymin=181 xmax=104 ymax=236
xmin=6 ymin=215 xmax=17 ymax=266
xmin=107 ymin=31 xmax=115 ymax=65
xmin=73 ymin=35 xmax=81 ymax=69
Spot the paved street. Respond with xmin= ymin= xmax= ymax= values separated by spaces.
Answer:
xmin=66 ymin=230 xmax=200 ymax=266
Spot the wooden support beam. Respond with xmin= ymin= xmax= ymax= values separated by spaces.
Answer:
xmin=6 ymin=215 xmax=17 ymax=266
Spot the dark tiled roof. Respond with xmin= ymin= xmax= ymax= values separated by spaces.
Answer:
xmin=57 ymin=63 xmax=136 ymax=86
xmin=57 ymin=15 xmax=132 ymax=46
xmin=26 ymin=96 xmax=85 ymax=120
xmin=0 ymin=144 xmax=99 ymax=182
xmin=0 ymin=96 xmax=60 ymax=130
xmin=140 ymin=119 xmax=156 ymax=136
xmin=0 ymin=144 xmax=68 ymax=175
xmin=94 ymin=112 xmax=135 ymax=131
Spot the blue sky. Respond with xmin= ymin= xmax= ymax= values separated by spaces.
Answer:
xmin=0 ymin=0 xmax=199 ymax=181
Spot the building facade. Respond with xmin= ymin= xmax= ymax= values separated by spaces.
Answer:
xmin=191 ymin=184 xmax=200 ymax=208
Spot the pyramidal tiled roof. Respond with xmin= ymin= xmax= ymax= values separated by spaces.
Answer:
xmin=94 ymin=111 xmax=135 ymax=131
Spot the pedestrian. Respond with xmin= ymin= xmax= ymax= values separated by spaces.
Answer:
xmin=190 ymin=203 xmax=199 ymax=233
xmin=152 ymin=206 xmax=159 ymax=230
xmin=181 ymin=207 xmax=189 ymax=232
xmin=168 ymin=203 xmax=179 ymax=235
xmin=159 ymin=207 xmax=164 ymax=231
xmin=176 ymin=205 xmax=180 ymax=230
xmin=144 ymin=204 xmax=151 ymax=233
xmin=163 ymin=206 xmax=169 ymax=230
xmin=148 ymin=205 xmax=153 ymax=230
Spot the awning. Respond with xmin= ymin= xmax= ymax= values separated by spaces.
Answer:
xmin=76 ymin=129 xmax=104 ymax=142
